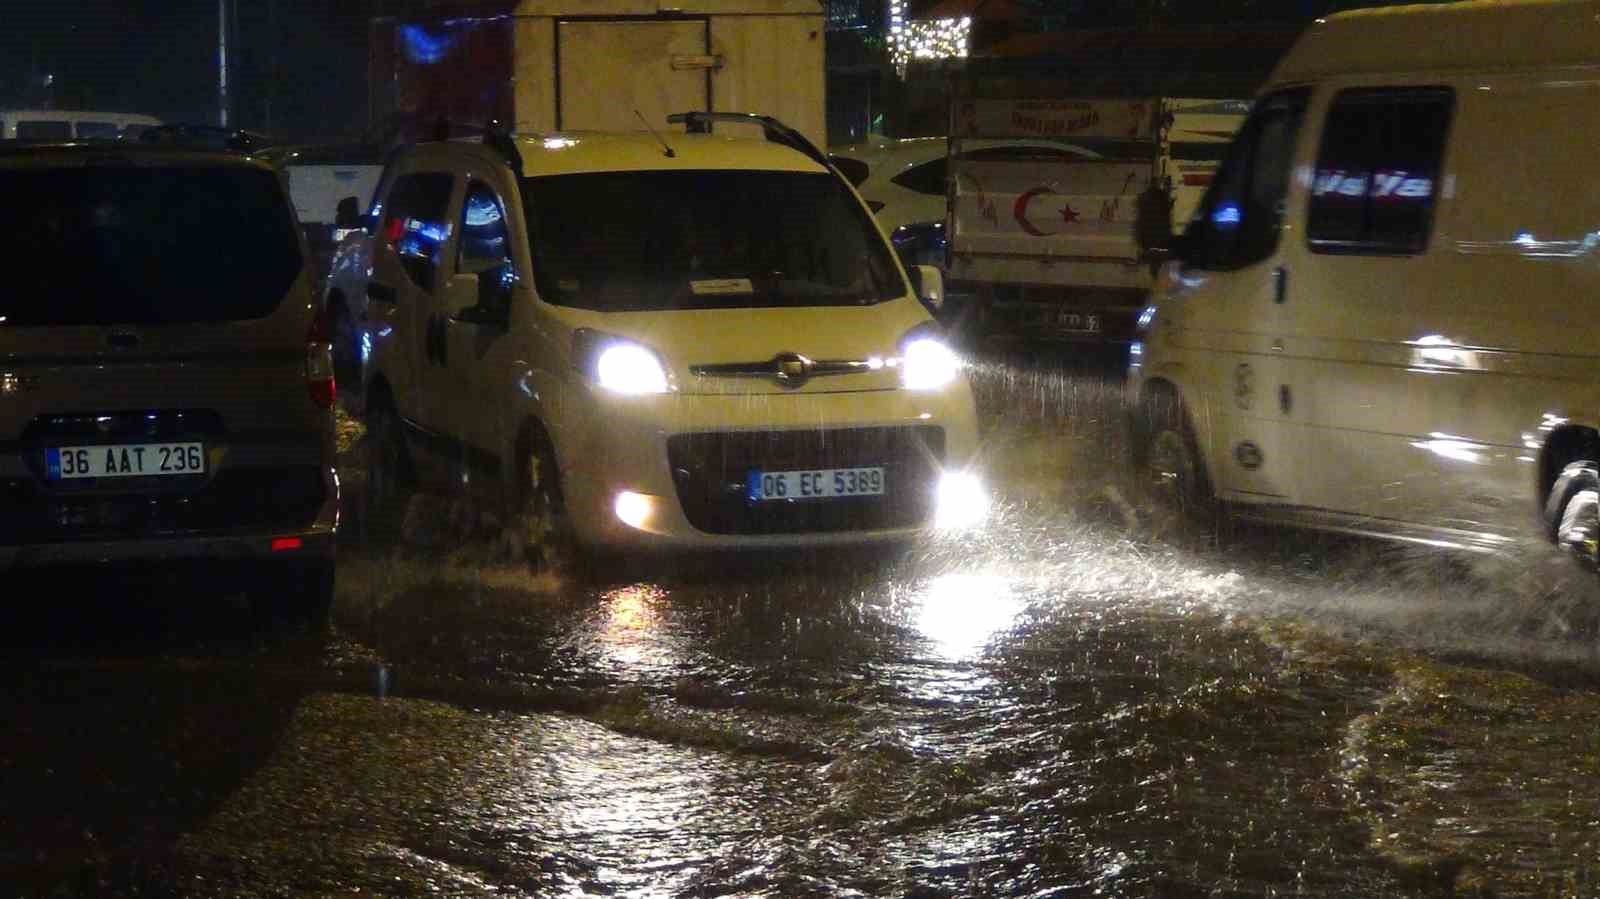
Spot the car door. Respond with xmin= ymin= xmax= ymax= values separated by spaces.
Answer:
xmin=438 ymin=177 xmax=525 ymax=490
xmin=366 ymin=167 xmax=458 ymax=486
xmin=1288 ymin=86 xmax=1459 ymax=522
xmin=1168 ymin=88 xmax=1312 ymax=506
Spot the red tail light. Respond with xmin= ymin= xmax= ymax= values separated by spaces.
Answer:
xmin=306 ymin=309 xmax=336 ymax=409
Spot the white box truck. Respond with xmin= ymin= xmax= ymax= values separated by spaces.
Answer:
xmin=370 ymin=0 xmax=826 ymax=148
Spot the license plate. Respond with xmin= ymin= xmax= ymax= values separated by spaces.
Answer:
xmin=47 ymin=442 xmax=206 ymax=480
xmin=747 ymin=466 xmax=885 ymax=502
xmin=1056 ymin=311 xmax=1101 ymax=332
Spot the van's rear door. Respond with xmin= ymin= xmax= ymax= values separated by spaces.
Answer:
xmin=556 ymin=19 xmax=710 ymax=132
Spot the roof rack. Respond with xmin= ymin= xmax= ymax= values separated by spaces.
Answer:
xmin=420 ymin=116 xmax=523 ymax=176
xmin=666 ymin=112 xmax=832 ymax=171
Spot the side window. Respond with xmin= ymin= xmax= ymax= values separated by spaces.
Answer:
xmin=75 ymin=121 xmax=119 ymax=139
xmin=1307 ymin=88 xmax=1453 ymax=255
xmin=381 ymin=173 xmax=454 ymax=292
xmin=890 ymin=157 xmax=948 ymax=196
xmin=457 ymin=180 xmax=517 ymax=321
xmin=1184 ymin=89 xmax=1310 ymax=271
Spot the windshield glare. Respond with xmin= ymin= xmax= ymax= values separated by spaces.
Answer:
xmin=522 ymin=170 xmax=902 ymax=311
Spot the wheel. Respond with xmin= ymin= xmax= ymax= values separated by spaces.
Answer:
xmin=250 ymin=559 xmax=335 ymax=633
xmin=329 ymin=300 xmax=360 ymax=395
xmin=509 ymin=427 xmax=576 ymax=569
xmin=363 ymin=396 xmax=412 ymax=545
xmin=1137 ymin=391 xmax=1216 ymax=529
xmin=1547 ymin=460 xmax=1600 ymax=568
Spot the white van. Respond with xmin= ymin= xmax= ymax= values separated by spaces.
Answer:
xmin=1131 ymin=0 xmax=1600 ymax=563
xmin=0 ymin=110 xmax=161 ymax=141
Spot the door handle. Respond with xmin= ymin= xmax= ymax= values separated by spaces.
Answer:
xmin=1273 ymin=267 xmax=1287 ymax=305
xmin=367 ymin=282 xmax=398 ymax=304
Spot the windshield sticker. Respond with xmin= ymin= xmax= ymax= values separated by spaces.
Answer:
xmin=689 ymin=278 xmax=756 ymax=296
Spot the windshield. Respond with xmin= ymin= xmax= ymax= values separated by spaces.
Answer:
xmin=0 ymin=165 xmax=301 ymax=326
xmin=521 ymin=170 xmax=902 ymax=311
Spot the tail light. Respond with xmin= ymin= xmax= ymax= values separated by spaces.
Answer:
xmin=306 ymin=309 xmax=337 ymax=409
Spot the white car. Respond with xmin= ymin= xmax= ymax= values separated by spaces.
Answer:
xmin=355 ymin=116 xmax=987 ymax=551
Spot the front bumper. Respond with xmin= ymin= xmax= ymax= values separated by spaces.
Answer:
xmin=558 ymin=386 xmax=985 ymax=549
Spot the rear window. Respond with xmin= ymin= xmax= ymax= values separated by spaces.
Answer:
xmin=0 ymin=165 xmax=302 ymax=326
xmin=16 ymin=120 xmax=71 ymax=141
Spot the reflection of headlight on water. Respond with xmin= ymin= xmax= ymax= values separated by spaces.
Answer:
xmin=914 ymin=573 xmax=1019 ymax=658
xmin=934 ymin=471 xmax=989 ymax=530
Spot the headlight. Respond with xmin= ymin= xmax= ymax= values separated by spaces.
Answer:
xmin=900 ymin=334 xmax=962 ymax=392
xmin=574 ymin=330 xmax=671 ymax=395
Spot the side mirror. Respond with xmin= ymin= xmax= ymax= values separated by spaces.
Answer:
xmin=450 ymin=271 xmax=512 ymax=329
xmin=908 ymin=264 xmax=945 ymax=312
xmin=334 ymin=196 xmax=362 ymax=230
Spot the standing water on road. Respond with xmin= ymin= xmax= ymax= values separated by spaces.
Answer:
xmin=8 ymin=350 xmax=1600 ymax=897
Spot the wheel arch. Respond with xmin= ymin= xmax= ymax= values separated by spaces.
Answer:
xmin=1539 ymin=424 xmax=1600 ymax=516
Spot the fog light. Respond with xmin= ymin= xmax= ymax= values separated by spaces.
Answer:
xmin=934 ymin=471 xmax=989 ymax=530
xmin=614 ymin=491 xmax=654 ymax=531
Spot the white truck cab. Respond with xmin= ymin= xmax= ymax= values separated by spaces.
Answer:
xmin=1131 ymin=0 xmax=1600 ymax=562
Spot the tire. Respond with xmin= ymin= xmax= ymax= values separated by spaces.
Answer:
xmin=1137 ymin=390 xmax=1216 ymax=530
xmin=509 ymin=426 xmax=576 ymax=569
xmin=251 ymin=559 xmax=335 ymax=633
xmin=363 ymin=396 xmax=412 ymax=546
xmin=1547 ymin=460 xmax=1600 ymax=569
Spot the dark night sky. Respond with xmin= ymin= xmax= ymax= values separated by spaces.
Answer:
xmin=5 ymin=0 xmax=379 ymax=140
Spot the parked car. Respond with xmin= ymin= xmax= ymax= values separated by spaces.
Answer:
xmin=0 ymin=109 xmax=160 ymax=141
xmin=348 ymin=115 xmax=986 ymax=551
xmin=0 ymin=142 xmax=339 ymax=624
xmin=1130 ymin=0 xmax=1600 ymax=564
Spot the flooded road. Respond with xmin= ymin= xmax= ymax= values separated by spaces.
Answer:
xmin=7 ymin=350 xmax=1600 ymax=897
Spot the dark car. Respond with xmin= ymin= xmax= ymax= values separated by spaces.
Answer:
xmin=0 ymin=143 xmax=339 ymax=625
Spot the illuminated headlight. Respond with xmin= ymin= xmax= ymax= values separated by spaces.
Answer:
xmin=575 ymin=330 xmax=671 ymax=395
xmin=597 ymin=344 xmax=669 ymax=394
xmin=901 ymin=337 xmax=962 ymax=391
xmin=934 ymin=471 xmax=989 ymax=530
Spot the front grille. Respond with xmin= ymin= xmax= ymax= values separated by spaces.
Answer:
xmin=667 ymin=427 xmax=945 ymax=535
xmin=0 ymin=467 xmax=326 ymax=544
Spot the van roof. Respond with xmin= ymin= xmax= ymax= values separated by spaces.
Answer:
xmin=1273 ymin=0 xmax=1600 ymax=83
xmin=508 ymin=131 xmax=828 ymax=177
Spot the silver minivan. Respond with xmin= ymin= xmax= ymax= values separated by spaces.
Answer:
xmin=0 ymin=144 xmax=339 ymax=623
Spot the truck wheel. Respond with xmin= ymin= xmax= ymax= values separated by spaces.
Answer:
xmin=1547 ymin=460 xmax=1600 ymax=569
xmin=364 ymin=397 xmax=412 ymax=545
xmin=1139 ymin=392 xmax=1215 ymax=529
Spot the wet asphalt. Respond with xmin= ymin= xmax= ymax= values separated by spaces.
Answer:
xmin=6 ymin=347 xmax=1600 ymax=898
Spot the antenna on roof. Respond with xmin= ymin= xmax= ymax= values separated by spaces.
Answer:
xmin=635 ymin=110 xmax=676 ymax=159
